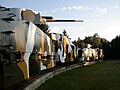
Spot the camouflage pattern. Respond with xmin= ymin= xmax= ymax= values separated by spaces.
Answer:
xmin=0 ymin=6 xmax=56 ymax=88
xmin=0 ymin=6 xmax=77 ymax=89
xmin=50 ymin=33 xmax=76 ymax=64
xmin=78 ymin=47 xmax=104 ymax=62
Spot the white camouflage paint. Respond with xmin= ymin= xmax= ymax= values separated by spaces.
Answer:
xmin=40 ymin=61 xmax=47 ymax=70
xmin=47 ymin=36 xmax=51 ymax=54
xmin=59 ymin=44 xmax=66 ymax=63
xmin=24 ymin=22 xmax=36 ymax=78
xmin=51 ymin=52 xmax=55 ymax=67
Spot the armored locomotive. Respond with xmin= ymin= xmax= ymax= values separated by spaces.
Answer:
xmin=0 ymin=6 xmax=80 ymax=89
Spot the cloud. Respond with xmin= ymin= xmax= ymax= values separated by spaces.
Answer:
xmin=60 ymin=7 xmax=67 ymax=11
xmin=54 ymin=5 xmax=89 ymax=12
xmin=41 ymin=5 xmax=119 ymax=17
xmin=110 ymin=5 xmax=119 ymax=9
xmin=41 ymin=5 xmax=90 ymax=14
xmin=95 ymin=6 xmax=119 ymax=16
xmin=94 ymin=6 xmax=108 ymax=16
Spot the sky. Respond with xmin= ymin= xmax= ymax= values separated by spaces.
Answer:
xmin=1 ymin=0 xmax=120 ymax=41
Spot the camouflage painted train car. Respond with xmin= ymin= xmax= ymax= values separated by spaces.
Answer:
xmin=50 ymin=33 xmax=77 ymax=65
xmin=0 ymin=6 xmax=56 ymax=88
xmin=0 ymin=6 xmax=77 ymax=88
xmin=78 ymin=44 xmax=104 ymax=62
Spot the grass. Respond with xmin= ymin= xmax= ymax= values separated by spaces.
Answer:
xmin=36 ymin=60 xmax=120 ymax=90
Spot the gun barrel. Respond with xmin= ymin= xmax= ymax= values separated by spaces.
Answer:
xmin=46 ymin=19 xmax=83 ymax=22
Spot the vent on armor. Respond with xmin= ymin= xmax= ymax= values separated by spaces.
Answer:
xmin=0 ymin=6 xmax=10 ymax=11
xmin=7 ymin=13 xmax=16 ymax=17
xmin=1 ymin=18 xmax=15 ymax=22
xmin=1 ymin=31 xmax=15 ymax=34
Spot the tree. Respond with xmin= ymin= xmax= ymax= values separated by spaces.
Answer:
xmin=101 ymin=38 xmax=111 ymax=59
xmin=93 ymin=33 xmax=99 ymax=37
xmin=93 ymin=33 xmax=101 ymax=48
xmin=84 ymin=36 xmax=93 ymax=45
xmin=110 ymin=35 xmax=120 ymax=59
xmin=63 ymin=29 xmax=69 ymax=37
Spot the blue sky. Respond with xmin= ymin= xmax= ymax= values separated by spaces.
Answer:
xmin=1 ymin=0 xmax=120 ymax=41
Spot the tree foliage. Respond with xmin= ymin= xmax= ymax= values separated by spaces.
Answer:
xmin=63 ymin=29 xmax=69 ymax=37
xmin=72 ymin=33 xmax=120 ymax=60
xmin=110 ymin=35 xmax=120 ymax=59
xmin=93 ymin=33 xmax=102 ymax=47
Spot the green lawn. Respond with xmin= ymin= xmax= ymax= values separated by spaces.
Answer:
xmin=36 ymin=60 xmax=120 ymax=90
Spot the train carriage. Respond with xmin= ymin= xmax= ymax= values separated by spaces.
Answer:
xmin=0 ymin=7 xmax=56 ymax=88
xmin=50 ymin=33 xmax=77 ymax=65
xmin=0 ymin=6 xmax=83 ymax=89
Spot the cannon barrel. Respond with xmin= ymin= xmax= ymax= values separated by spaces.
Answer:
xmin=46 ymin=19 xmax=83 ymax=22
xmin=41 ymin=16 xmax=83 ymax=22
